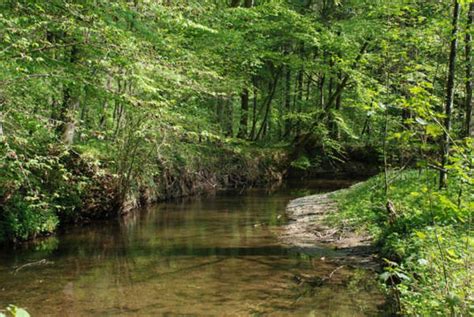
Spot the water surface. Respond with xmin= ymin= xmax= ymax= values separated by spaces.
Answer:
xmin=0 ymin=179 xmax=388 ymax=316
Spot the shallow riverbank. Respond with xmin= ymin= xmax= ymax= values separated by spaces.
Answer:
xmin=280 ymin=187 xmax=379 ymax=270
xmin=0 ymin=143 xmax=287 ymax=244
xmin=319 ymin=172 xmax=473 ymax=315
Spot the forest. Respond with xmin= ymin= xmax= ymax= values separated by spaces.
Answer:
xmin=0 ymin=0 xmax=473 ymax=316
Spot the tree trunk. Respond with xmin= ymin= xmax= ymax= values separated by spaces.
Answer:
xmin=319 ymin=74 xmax=325 ymax=108
xmin=295 ymin=40 xmax=369 ymax=148
xmin=243 ymin=0 xmax=254 ymax=6
xmin=61 ymin=122 xmax=76 ymax=145
xmin=295 ymin=69 xmax=304 ymax=137
xmin=255 ymin=71 xmax=280 ymax=140
xmin=465 ymin=2 xmax=474 ymax=137
xmin=46 ymin=31 xmax=60 ymax=124
xmin=80 ymin=85 xmax=91 ymax=126
xmin=284 ymin=66 xmax=292 ymax=138
xmin=99 ymin=76 xmax=112 ymax=129
xmin=216 ymin=96 xmax=223 ymax=127
xmin=59 ymin=44 xmax=80 ymax=146
xmin=236 ymin=0 xmax=253 ymax=138
xmin=328 ymin=58 xmax=334 ymax=106
xmin=305 ymin=73 xmax=311 ymax=102
xmin=250 ymin=84 xmax=258 ymax=140
xmin=440 ymin=0 xmax=461 ymax=188
xmin=331 ymin=71 xmax=343 ymax=139
xmin=256 ymin=82 xmax=273 ymax=141
xmin=224 ymin=97 xmax=234 ymax=137
xmin=237 ymin=88 xmax=249 ymax=138
xmin=114 ymin=78 xmax=127 ymax=139
xmin=323 ymin=41 xmax=369 ymax=112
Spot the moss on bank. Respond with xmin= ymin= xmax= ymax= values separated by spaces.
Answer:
xmin=329 ymin=171 xmax=473 ymax=316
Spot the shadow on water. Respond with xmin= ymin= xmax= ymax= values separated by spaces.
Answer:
xmin=0 ymin=179 xmax=394 ymax=316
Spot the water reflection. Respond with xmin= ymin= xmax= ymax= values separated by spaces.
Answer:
xmin=0 ymin=180 xmax=389 ymax=316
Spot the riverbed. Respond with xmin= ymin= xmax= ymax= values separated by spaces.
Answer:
xmin=0 ymin=179 xmax=389 ymax=316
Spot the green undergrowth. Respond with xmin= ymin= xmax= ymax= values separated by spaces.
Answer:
xmin=0 ymin=132 xmax=287 ymax=244
xmin=0 ymin=305 xmax=29 ymax=317
xmin=329 ymin=170 xmax=473 ymax=316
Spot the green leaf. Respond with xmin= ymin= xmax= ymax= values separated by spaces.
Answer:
xmin=415 ymin=231 xmax=426 ymax=240
xmin=379 ymin=272 xmax=391 ymax=282
xmin=14 ymin=308 xmax=30 ymax=317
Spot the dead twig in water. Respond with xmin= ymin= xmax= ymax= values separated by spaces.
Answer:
xmin=327 ymin=265 xmax=344 ymax=280
xmin=12 ymin=259 xmax=54 ymax=274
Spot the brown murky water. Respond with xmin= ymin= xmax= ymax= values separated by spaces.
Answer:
xmin=0 ymin=180 xmax=390 ymax=316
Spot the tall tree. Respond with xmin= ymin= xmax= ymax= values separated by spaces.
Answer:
xmin=440 ymin=0 xmax=461 ymax=188
xmin=236 ymin=0 xmax=253 ymax=139
xmin=59 ymin=44 xmax=81 ymax=146
xmin=237 ymin=88 xmax=250 ymax=138
xmin=465 ymin=2 xmax=474 ymax=137
xmin=283 ymin=65 xmax=292 ymax=138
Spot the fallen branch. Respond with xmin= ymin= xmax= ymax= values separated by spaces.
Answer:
xmin=13 ymin=259 xmax=54 ymax=274
xmin=327 ymin=265 xmax=345 ymax=280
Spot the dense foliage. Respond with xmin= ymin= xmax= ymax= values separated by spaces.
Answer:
xmin=0 ymin=0 xmax=473 ymax=314
xmin=332 ymin=169 xmax=473 ymax=315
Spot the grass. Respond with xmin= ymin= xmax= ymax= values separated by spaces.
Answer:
xmin=328 ymin=170 xmax=473 ymax=316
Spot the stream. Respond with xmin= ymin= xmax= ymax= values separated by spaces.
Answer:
xmin=0 ymin=179 xmax=390 ymax=316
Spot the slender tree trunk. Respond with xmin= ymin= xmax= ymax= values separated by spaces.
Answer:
xmin=256 ymin=82 xmax=273 ymax=141
xmin=278 ymin=84 xmax=284 ymax=140
xmin=295 ymin=45 xmax=305 ymax=137
xmin=294 ymin=40 xmax=370 ymax=150
xmin=47 ymin=31 xmax=60 ymax=124
xmin=283 ymin=66 xmax=292 ymax=138
xmin=319 ymin=74 xmax=325 ymax=108
xmin=328 ymin=58 xmax=334 ymax=104
xmin=59 ymin=44 xmax=80 ymax=146
xmin=80 ymin=85 xmax=91 ymax=126
xmin=99 ymin=76 xmax=112 ymax=129
xmin=295 ymin=69 xmax=304 ymax=137
xmin=465 ymin=2 xmax=474 ymax=137
xmin=305 ymin=73 xmax=311 ymax=102
xmin=114 ymin=104 xmax=125 ymax=140
xmin=323 ymin=41 xmax=369 ymax=112
xmin=361 ymin=115 xmax=371 ymax=138
xmin=250 ymin=85 xmax=258 ymax=140
xmin=440 ymin=0 xmax=461 ymax=188
xmin=225 ymin=97 xmax=234 ymax=137
xmin=255 ymin=70 xmax=280 ymax=140
xmin=60 ymin=89 xmax=80 ymax=146
xmin=236 ymin=0 xmax=253 ymax=138
xmin=237 ymin=88 xmax=249 ymax=138
xmin=216 ymin=96 xmax=224 ymax=128
xmin=331 ymin=71 xmax=343 ymax=139
xmin=326 ymin=57 xmax=336 ymax=134
xmin=114 ymin=78 xmax=128 ymax=139
xmin=331 ymin=34 xmax=343 ymax=139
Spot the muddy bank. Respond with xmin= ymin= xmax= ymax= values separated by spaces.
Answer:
xmin=62 ymin=146 xmax=287 ymax=222
xmin=287 ymin=143 xmax=382 ymax=179
xmin=280 ymin=187 xmax=379 ymax=269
